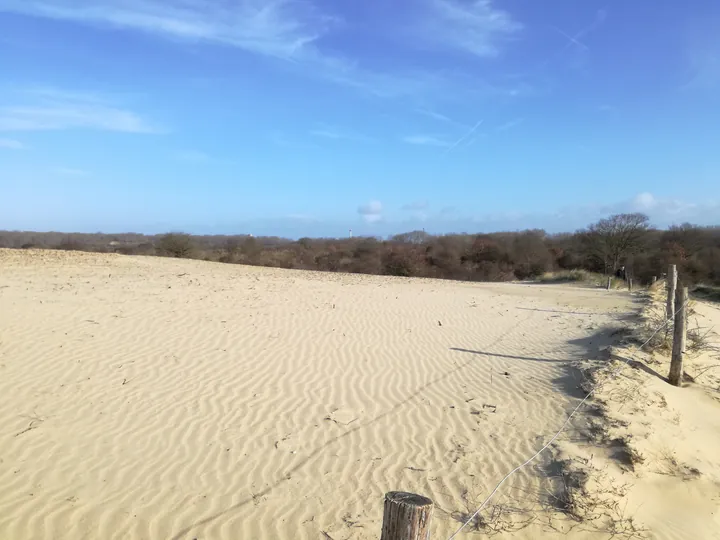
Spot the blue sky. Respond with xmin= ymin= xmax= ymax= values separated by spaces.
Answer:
xmin=1 ymin=0 xmax=719 ymax=238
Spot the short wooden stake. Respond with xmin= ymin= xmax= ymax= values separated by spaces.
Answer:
xmin=666 ymin=264 xmax=677 ymax=320
xmin=606 ymin=276 xmax=612 ymax=291
xmin=668 ymin=286 xmax=688 ymax=387
xmin=380 ymin=492 xmax=434 ymax=540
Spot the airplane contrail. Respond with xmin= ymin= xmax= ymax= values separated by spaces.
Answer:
xmin=445 ymin=119 xmax=483 ymax=154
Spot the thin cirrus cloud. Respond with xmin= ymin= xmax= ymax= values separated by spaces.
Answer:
xmin=0 ymin=1 xmax=524 ymax=101
xmin=496 ymin=117 xmax=524 ymax=131
xmin=175 ymin=150 xmax=210 ymax=162
xmin=401 ymin=135 xmax=451 ymax=148
xmin=417 ymin=0 xmax=522 ymax=57
xmin=0 ymin=138 xmax=26 ymax=149
xmin=53 ymin=166 xmax=90 ymax=177
xmin=0 ymin=0 xmax=334 ymax=59
xmin=309 ymin=125 xmax=374 ymax=142
xmin=0 ymin=89 xmax=160 ymax=133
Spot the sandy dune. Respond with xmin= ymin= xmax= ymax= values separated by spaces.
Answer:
xmin=1 ymin=249 xmax=644 ymax=539
xmin=555 ymin=290 xmax=720 ymax=540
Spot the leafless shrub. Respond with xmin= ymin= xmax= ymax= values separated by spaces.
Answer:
xmin=1 ymin=221 xmax=720 ymax=286
xmin=156 ymin=232 xmax=195 ymax=258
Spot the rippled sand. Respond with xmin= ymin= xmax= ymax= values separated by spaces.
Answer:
xmin=0 ymin=249 xmax=633 ymax=539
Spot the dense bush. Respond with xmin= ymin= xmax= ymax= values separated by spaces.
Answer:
xmin=156 ymin=232 xmax=195 ymax=258
xmin=2 ymin=215 xmax=719 ymax=286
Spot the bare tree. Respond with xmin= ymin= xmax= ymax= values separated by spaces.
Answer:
xmin=582 ymin=213 xmax=650 ymax=273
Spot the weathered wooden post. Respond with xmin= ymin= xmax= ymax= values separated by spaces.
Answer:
xmin=681 ymin=295 xmax=688 ymax=353
xmin=628 ymin=278 xmax=633 ymax=292
xmin=668 ymin=286 xmax=688 ymax=387
xmin=666 ymin=264 xmax=677 ymax=320
xmin=380 ymin=492 xmax=434 ymax=540
xmin=606 ymin=276 xmax=612 ymax=291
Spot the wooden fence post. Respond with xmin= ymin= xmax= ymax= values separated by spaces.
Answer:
xmin=628 ymin=278 xmax=633 ymax=292
xmin=380 ymin=492 xmax=434 ymax=540
xmin=666 ymin=264 xmax=677 ymax=320
xmin=681 ymin=296 xmax=688 ymax=353
xmin=606 ymin=276 xmax=612 ymax=291
xmin=668 ymin=286 xmax=688 ymax=387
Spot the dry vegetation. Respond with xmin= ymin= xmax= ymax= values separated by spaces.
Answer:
xmin=2 ymin=215 xmax=719 ymax=288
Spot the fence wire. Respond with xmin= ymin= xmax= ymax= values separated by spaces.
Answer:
xmin=448 ymin=296 xmax=688 ymax=539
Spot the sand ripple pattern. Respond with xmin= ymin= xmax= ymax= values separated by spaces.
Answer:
xmin=0 ymin=249 xmax=630 ymax=539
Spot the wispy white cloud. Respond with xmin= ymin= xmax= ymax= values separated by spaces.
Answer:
xmin=358 ymin=200 xmax=383 ymax=223
xmin=54 ymin=166 xmax=90 ymax=177
xmin=0 ymin=138 xmax=25 ymax=149
xmin=627 ymin=192 xmax=701 ymax=219
xmin=0 ymin=0 xmax=334 ymax=60
xmin=414 ymin=107 xmax=474 ymax=130
xmin=0 ymin=1 xmax=524 ymax=104
xmin=551 ymin=192 xmax=713 ymax=229
xmin=631 ymin=192 xmax=658 ymax=212
xmin=175 ymin=150 xmax=210 ymax=162
xmin=0 ymin=88 xmax=160 ymax=133
xmin=415 ymin=108 xmax=453 ymax=123
xmin=418 ymin=0 xmax=522 ymax=57
xmin=496 ymin=117 xmax=524 ymax=131
xmin=309 ymin=124 xmax=374 ymax=142
xmin=309 ymin=128 xmax=343 ymax=139
xmin=402 ymin=134 xmax=451 ymax=148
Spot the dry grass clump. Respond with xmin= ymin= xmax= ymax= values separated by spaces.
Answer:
xmin=656 ymin=447 xmax=701 ymax=480
xmin=546 ymin=458 xmax=647 ymax=538
xmin=448 ymin=491 xmax=536 ymax=537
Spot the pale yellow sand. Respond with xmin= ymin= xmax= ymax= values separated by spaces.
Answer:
xmin=0 ymin=248 xmax=676 ymax=539
xmin=553 ymin=292 xmax=720 ymax=540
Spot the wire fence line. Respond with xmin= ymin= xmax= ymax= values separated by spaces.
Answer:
xmin=447 ymin=298 xmax=689 ymax=539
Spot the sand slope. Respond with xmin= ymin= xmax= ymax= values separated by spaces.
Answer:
xmin=553 ymin=292 xmax=720 ymax=540
xmin=1 ymin=249 xmax=636 ymax=539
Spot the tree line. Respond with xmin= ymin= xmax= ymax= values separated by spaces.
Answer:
xmin=1 ymin=213 xmax=719 ymax=286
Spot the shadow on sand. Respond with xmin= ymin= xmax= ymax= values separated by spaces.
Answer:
xmin=172 ymin=296 xmax=652 ymax=538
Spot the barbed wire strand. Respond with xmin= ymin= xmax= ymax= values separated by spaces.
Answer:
xmin=448 ymin=295 xmax=688 ymax=539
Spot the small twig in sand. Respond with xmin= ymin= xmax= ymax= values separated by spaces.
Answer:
xmin=15 ymin=418 xmax=43 ymax=437
xmin=694 ymin=364 xmax=720 ymax=379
